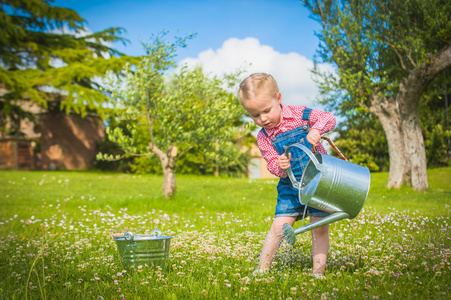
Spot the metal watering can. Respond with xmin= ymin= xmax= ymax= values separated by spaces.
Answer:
xmin=282 ymin=137 xmax=371 ymax=246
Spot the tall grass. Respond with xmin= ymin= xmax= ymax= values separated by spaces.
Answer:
xmin=0 ymin=168 xmax=450 ymax=299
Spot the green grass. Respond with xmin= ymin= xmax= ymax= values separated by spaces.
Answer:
xmin=0 ymin=168 xmax=450 ymax=299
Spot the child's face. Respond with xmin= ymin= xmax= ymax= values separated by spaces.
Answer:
xmin=241 ymin=92 xmax=282 ymax=129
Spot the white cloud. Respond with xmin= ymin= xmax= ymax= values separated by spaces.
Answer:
xmin=180 ymin=37 xmax=333 ymax=107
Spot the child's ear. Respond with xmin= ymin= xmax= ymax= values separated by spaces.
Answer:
xmin=277 ymin=92 xmax=282 ymax=103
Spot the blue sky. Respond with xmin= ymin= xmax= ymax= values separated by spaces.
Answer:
xmin=53 ymin=0 xmax=332 ymax=106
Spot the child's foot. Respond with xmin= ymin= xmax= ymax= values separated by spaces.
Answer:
xmin=252 ymin=268 xmax=269 ymax=277
xmin=313 ymin=273 xmax=326 ymax=280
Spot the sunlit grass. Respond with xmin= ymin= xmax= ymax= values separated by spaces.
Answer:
xmin=0 ymin=168 xmax=450 ymax=299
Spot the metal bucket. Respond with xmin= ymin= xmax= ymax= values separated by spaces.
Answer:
xmin=283 ymin=138 xmax=371 ymax=245
xmin=113 ymin=229 xmax=172 ymax=269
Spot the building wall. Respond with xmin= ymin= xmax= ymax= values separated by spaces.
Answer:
xmin=248 ymin=157 xmax=278 ymax=179
xmin=40 ymin=113 xmax=104 ymax=170
xmin=0 ymin=138 xmax=34 ymax=170
xmin=259 ymin=157 xmax=277 ymax=179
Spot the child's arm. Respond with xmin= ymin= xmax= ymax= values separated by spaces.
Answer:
xmin=257 ymin=132 xmax=289 ymax=178
xmin=308 ymin=109 xmax=336 ymax=136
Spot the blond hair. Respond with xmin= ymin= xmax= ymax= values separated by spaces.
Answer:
xmin=238 ymin=73 xmax=279 ymax=103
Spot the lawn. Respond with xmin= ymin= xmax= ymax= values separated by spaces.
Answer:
xmin=0 ymin=168 xmax=450 ymax=299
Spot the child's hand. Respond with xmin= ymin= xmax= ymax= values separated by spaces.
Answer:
xmin=307 ymin=129 xmax=321 ymax=146
xmin=278 ymin=153 xmax=291 ymax=170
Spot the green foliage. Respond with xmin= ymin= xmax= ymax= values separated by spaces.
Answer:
xmin=331 ymin=114 xmax=389 ymax=172
xmin=424 ymin=123 xmax=451 ymax=167
xmin=308 ymin=0 xmax=451 ymax=103
xmin=130 ymin=155 xmax=163 ymax=174
xmin=308 ymin=0 xmax=448 ymax=110
xmin=0 ymin=0 xmax=138 ymax=133
xmin=93 ymin=117 xmax=133 ymax=172
xmin=420 ymin=73 xmax=451 ymax=168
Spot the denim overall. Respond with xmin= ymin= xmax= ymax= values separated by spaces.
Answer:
xmin=261 ymin=108 xmax=330 ymax=219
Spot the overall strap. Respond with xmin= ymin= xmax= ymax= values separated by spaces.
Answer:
xmin=302 ymin=108 xmax=313 ymax=121
xmin=260 ymin=128 xmax=269 ymax=138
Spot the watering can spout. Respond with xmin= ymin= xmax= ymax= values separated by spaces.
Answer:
xmin=283 ymin=211 xmax=350 ymax=246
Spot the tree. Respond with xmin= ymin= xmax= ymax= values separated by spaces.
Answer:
xmin=330 ymin=74 xmax=451 ymax=172
xmin=304 ymin=0 xmax=451 ymax=190
xmin=99 ymin=33 xmax=250 ymax=198
xmin=0 ymin=0 xmax=137 ymax=133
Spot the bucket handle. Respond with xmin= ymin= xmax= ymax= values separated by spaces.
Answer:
xmin=124 ymin=231 xmax=134 ymax=241
xmin=283 ymin=143 xmax=325 ymax=189
xmin=151 ymin=229 xmax=162 ymax=237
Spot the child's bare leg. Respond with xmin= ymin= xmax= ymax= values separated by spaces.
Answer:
xmin=310 ymin=216 xmax=329 ymax=275
xmin=259 ymin=216 xmax=296 ymax=270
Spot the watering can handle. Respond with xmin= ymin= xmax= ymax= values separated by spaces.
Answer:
xmin=312 ymin=137 xmax=348 ymax=161
xmin=283 ymin=143 xmax=325 ymax=189
xmin=151 ymin=229 xmax=162 ymax=237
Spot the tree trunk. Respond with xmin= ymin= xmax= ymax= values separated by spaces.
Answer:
xmin=397 ymin=77 xmax=428 ymax=191
xmin=214 ymin=164 xmax=219 ymax=177
xmin=162 ymin=166 xmax=176 ymax=199
xmin=370 ymin=95 xmax=410 ymax=188
xmin=149 ymin=143 xmax=177 ymax=199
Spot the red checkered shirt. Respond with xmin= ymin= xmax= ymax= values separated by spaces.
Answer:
xmin=257 ymin=104 xmax=336 ymax=178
